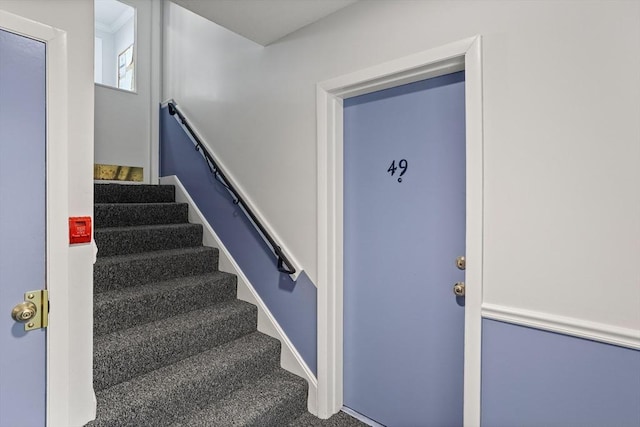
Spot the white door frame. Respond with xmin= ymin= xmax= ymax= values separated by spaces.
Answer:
xmin=316 ymin=36 xmax=484 ymax=425
xmin=0 ymin=10 xmax=71 ymax=427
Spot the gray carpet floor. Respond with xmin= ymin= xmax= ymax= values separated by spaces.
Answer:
xmin=291 ymin=411 xmax=370 ymax=426
xmin=90 ymin=184 xmax=370 ymax=426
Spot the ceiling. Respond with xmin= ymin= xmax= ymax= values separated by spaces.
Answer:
xmin=95 ymin=0 xmax=135 ymax=34
xmin=170 ymin=0 xmax=358 ymax=46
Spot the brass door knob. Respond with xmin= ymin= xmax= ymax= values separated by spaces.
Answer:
xmin=11 ymin=301 xmax=38 ymax=323
xmin=453 ymin=282 xmax=465 ymax=297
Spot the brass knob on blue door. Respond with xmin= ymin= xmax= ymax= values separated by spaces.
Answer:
xmin=453 ymin=282 xmax=465 ymax=297
xmin=11 ymin=301 xmax=37 ymax=323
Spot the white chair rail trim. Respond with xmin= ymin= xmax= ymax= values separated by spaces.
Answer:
xmin=482 ymin=303 xmax=640 ymax=350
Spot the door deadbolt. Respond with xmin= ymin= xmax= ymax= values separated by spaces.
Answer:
xmin=456 ymin=256 xmax=466 ymax=270
xmin=10 ymin=290 xmax=48 ymax=331
xmin=453 ymin=282 xmax=465 ymax=297
xmin=11 ymin=301 xmax=37 ymax=323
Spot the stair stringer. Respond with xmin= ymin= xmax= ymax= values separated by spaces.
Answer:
xmin=160 ymin=174 xmax=318 ymax=416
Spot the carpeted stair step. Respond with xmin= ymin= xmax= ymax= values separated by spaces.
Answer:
xmin=171 ymin=369 xmax=308 ymax=427
xmin=94 ymin=223 xmax=203 ymax=257
xmin=89 ymin=183 xmax=326 ymax=427
xmin=94 ymin=247 xmax=218 ymax=293
xmin=94 ymin=300 xmax=258 ymax=391
xmin=94 ymin=272 xmax=236 ymax=336
xmin=95 ymin=184 xmax=175 ymax=204
xmin=87 ymin=332 xmax=282 ymax=427
xmin=95 ymin=202 xmax=189 ymax=228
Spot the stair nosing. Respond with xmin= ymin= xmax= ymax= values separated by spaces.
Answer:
xmin=94 ymin=223 xmax=202 ymax=232
xmin=94 ymin=299 xmax=256 ymax=345
xmin=94 ymin=202 xmax=186 ymax=207
xmin=94 ymin=245 xmax=215 ymax=263
xmin=94 ymin=271 xmax=235 ymax=303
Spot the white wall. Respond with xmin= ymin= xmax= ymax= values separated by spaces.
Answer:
xmin=95 ymin=27 xmax=116 ymax=86
xmin=114 ymin=15 xmax=134 ymax=58
xmin=94 ymin=36 xmax=103 ymax=82
xmin=95 ymin=0 xmax=160 ymax=182
xmin=0 ymin=0 xmax=95 ymax=425
xmin=164 ymin=0 xmax=640 ymax=336
xmin=114 ymin=15 xmax=134 ymax=88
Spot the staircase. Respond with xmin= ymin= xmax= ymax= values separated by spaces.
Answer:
xmin=89 ymin=183 xmax=330 ymax=426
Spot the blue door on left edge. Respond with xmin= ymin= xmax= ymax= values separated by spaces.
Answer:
xmin=0 ymin=28 xmax=47 ymax=426
xmin=343 ymin=72 xmax=466 ymax=427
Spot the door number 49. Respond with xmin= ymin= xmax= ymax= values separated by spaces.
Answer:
xmin=387 ymin=159 xmax=408 ymax=183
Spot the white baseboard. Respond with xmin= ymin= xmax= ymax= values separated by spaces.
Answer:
xmin=482 ymin=303 xmax=640 ymax=350
xmin=341 ymin=407 xmax=385 ymax=427
xmin=160 ymin=175 xmax=318 ymax=415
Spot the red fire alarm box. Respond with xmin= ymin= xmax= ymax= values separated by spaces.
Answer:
xmin=69 ymin=216 xmax=92 ymax=244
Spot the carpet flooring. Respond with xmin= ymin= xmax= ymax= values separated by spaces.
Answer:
xmin=88 ymin=184 xmax=365 ymax=426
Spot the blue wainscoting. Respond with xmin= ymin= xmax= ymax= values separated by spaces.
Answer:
xmin=481 ymin=319 xmax=640 ymax=427
xmin=160 ymin=107 xmax=317 ymax=374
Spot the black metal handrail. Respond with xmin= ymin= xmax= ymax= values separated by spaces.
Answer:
xmin=167 ymin=101 xmax=296 ymax=275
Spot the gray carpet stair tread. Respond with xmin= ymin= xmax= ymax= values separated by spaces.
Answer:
xmin=94 ymin=300 xmax=257 ymax=391
xmin=89 ymin=332 xmax=282 ymax=427
xmin=95 ymin=202 xmax=189 ymax=227
xmin=289 ymin=411 xmax=370 ymax=427
xmin=94 ymin=246 xmax=218 ymax=292
xmin=172 ymin=369 xmax=308 ymax=427
xmin=95 ymin=184 xmax=175 ymax=203
xmin=90 ymin=183 xmax=312 ymax=427
xmin=94 ymin=272 xmax=236 ymax=335
xmin=95 ymin=223 xmax=203 ymax=257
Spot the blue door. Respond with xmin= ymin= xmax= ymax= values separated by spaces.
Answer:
xmin=0 ymin=28 xmax=47 ymax=426
xmin=344 ymin=72 xmax=466 ymax=427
